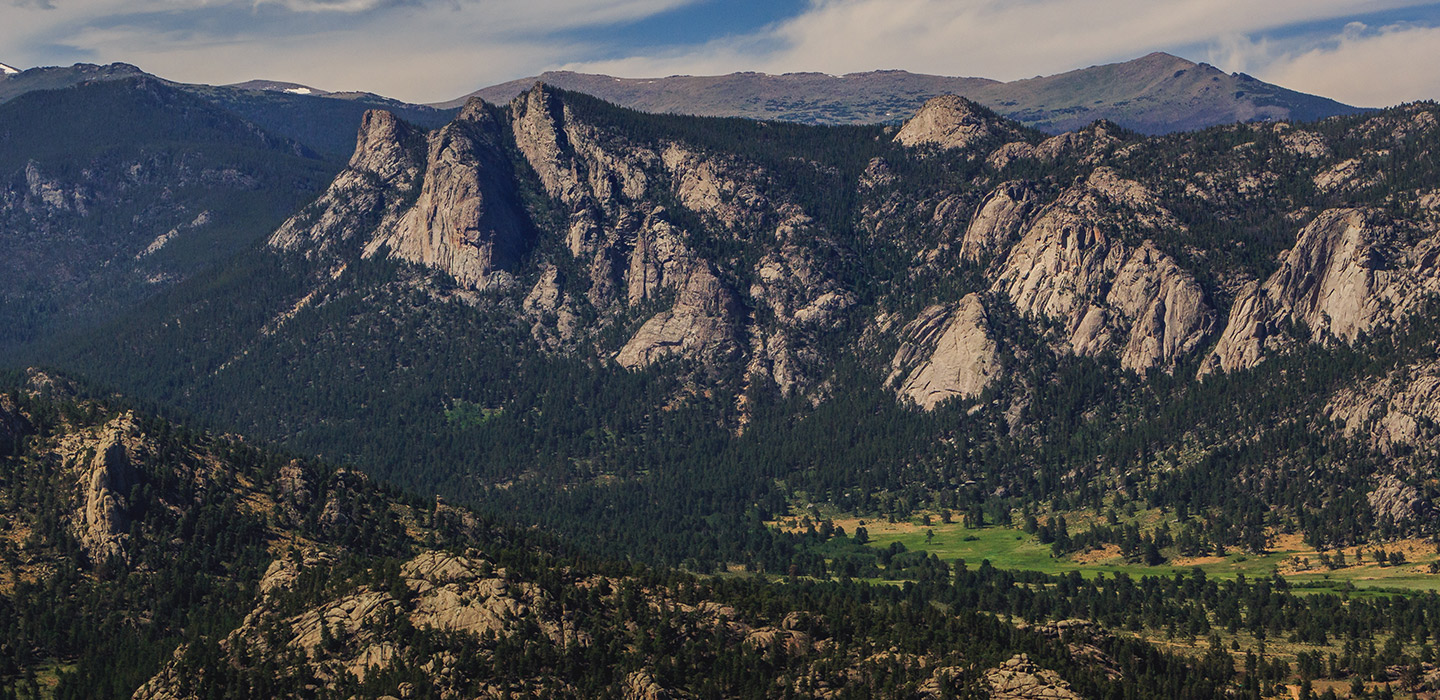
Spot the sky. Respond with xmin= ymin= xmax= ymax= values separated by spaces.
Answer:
xmin=3 ymin=0 xmax=1440 ymax=107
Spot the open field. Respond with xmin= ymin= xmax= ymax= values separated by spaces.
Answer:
xmin=780 ymin=512 xmax=1440 ymax=593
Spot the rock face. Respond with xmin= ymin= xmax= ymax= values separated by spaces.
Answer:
xmin=616 ymin=265 xmax=741 ymax=369
xmin=1326 ymin=358 xmax=1440 ymax=453
xmin=1203 ymin=208 xmax=1440 ymax=375
xmin=985 ymin=654 xmax=1083 ymax=700
xmin=64 ymin=413 xmax=144 ymax=563
xmin=269 ymin=109 xmax=424 ymax=256
xmin=895 ymin=94 xmax=1023 ymax=153
xmin=1366 ymin=475 xmax=1429 ymax=526
xmin=364 ymin=100 xmax=531 ymax=290
xmin=992 ymin=168 xmax=1214 ymax=373
xmin=623 ymin=670 xmax=687 ymax=700
xmin=887 ymin=295 xmax=1001 ymax=410
xmin=961 ymin=181 xmax=1035 ymax=263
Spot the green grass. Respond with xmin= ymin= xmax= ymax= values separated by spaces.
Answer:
xmin=843 ymin=519 xmax=1440 ymax=592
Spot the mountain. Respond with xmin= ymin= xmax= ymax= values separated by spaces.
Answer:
xmin=34 ymin=82 xmax=1440 ymax=573
xmin=0 ymin=65 xmax=460 ymax=354
xmin=0 ymin=76 xmax=336 ymax=354
xmin=224 ymin=79 xmax=330 ymax=96
xmin=459 ymin=68 xmax=1001 ymax=124
xmin=457 ymin=52 xmax=1366 ymax=134
xmin=6 ymin=76 xmax=1440 ymax=696
xmin=0 ymin=62 xmax=148 ymax=105
xmin=0 ymin=62 xmax=19 ymax=76
xmin=0 ymin=63 xmax=455 ymax=158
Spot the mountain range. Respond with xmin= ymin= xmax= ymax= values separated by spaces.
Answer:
xmin=460 ymin=52 xmax=1367 ymax=134
xmin=0 ymin=52 xmax=1439 ymax=697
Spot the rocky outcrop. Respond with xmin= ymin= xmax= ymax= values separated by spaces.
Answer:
xmin=616 ymin=265 xmax=741 ymax=369
xmin=626 ymin=208 xmax=697 ymax=305
xmin=364 ymin=100 xmax=531 ymax=290
xmin=1366 ymin=475 xmax=1429 ymax=526
xmin=1109 ymin=244 xmax=1216 ymax=371
xmin=1033 ymin=121 xmax=1123 ymax=163
xmin=623 ymin=670 xmax=688 ymax=700
xmin=1277 ymin=124 xmax=1330 ymax=159
xmin=895 ymin=95 xmax=1022 ymax=153
xmin=887 ymin=295 xmax=1000 ymax=410
xmin=269 ymin=109 xmax=424 ymax=255
xmin=65 ymin=413 xmax=144 ymax=563
xmin=1019 ymin=619 xmax=1121 ymax=680
xmin=1326 ymin=358 xmax=1440 ymax=453
xmin=993 ymin=168 xmax=1214 ymax=373
xmin=961 ymin=181 xmax=1035 ymax=263
xmin=522 ymin=264 xmax=580 ymax=348
xmin=138 ymin=550 xmax=570 ymax=696
xmin=985 ymin=654 xmax=1083 ymax=700
xmin=1203 ymin=208 xmax=1440 ymax=375
xmin=746 ymin=239 xmax=857 ymax=393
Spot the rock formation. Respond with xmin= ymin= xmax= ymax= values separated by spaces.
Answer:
xmin=269 ymin=109 xmax=424 ymax=256
xmin=1365 ymin=475 xmax=1429 ymax=526
xmin=364 ymin=100 xmax=531 ymax=290
xmin=984 ymin=654 xmax=1084 ymax=700
xmin=887 ymin=295 xmax=1001 ymax=410
xmin=616 ymin=265 xmax=742 ymax=369
xmin=1326 ymin=358 xmax=1440 ymax=454
xmin=62 ymin=413 xmax=144 ymax=563
xmin=0 ymin=394 xmax=29 ymax=447
xmin=961 ymin=181 xmax=1035 ymax=263
xmin=1203 ymin=208 xmax=1440 ymax=375
xmin=992 ymin=168 xmax=1214 ymax=373
xmin=895 ymin=94 xmax=1023 ymax=153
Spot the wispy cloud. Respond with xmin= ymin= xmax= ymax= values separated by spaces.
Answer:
xmin=1210 ymin=21 xmax=1440 ymax=107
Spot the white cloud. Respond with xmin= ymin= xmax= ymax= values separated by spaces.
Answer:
xmin=5 ymin=0 xmax=1440 ymax=106
xmin=1215 ymin=22 xmax=1440 ymax=107
xmin=0 ymin=0 xmax=698 ymax=101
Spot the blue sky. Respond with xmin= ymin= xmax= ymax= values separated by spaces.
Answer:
xmin=4 ymin=0 xmax=1440 ymax=107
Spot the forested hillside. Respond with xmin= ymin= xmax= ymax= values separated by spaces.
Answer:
xmin=0 ymin=372 xmax=1262 ymax=699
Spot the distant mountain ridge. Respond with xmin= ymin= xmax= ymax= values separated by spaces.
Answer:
xmin=0 ymin=62 xmax=455 ymax=158
xmin=457 ymin=52 xmax=1366 ymax=134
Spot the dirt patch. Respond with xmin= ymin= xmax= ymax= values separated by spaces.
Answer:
xmin=1273 ymin=536 xmax=1439 ymax=575
xmin=1071 ymin=544 xmax=1122 ymax=564
xmin=1171 ymin=555 xmax=1226 ymax=567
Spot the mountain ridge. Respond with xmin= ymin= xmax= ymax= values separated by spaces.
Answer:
xmin=454 ymin=52 xmax=1366 ymax=134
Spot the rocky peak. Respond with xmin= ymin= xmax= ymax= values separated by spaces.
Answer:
xmin=509 ymin=83 xmax=591 ymax=208
xmin=895 ymin=94 xmax=1021 ymax=153
xmin=363 ymin=100 xmax=531 ymax=291
xmin=349 ymin=109 xmax=420 ymax=182
xmin=269 ymin=109 xmax=425 ymax=255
